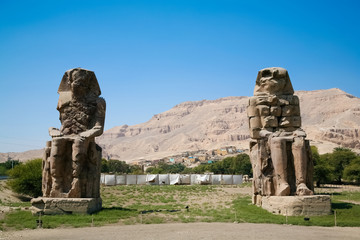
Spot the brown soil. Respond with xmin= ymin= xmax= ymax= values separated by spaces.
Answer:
xmin=0 ymin=181 xmax=22 ymax=204
xmin=1 ymin=222 xmax=360 ymax=240
xmin=0 ymin=181 xmax=27 ymax=220
xmin=1 ymin=184 xmax=360 ymax=239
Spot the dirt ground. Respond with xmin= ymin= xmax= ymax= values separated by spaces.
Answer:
xmin=0 ymin=181 xmax=23 ymax=204
xmin=1 ymin=222 xmax=360 ymax=240
xmin=1 ymin=183 xmax=360 ymax=239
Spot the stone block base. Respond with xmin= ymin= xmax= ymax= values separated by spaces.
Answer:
xmin=31 ymin=197 xmax=102 ymax=215
xmin=259 ymin=195 xmax=331 ymax=216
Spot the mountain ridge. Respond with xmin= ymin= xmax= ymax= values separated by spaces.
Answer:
xmin=1 ymin=88 xmax=359 ymax=162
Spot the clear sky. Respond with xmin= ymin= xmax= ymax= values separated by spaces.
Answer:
xmin=0 ymin=0 xmax=359 ymax=153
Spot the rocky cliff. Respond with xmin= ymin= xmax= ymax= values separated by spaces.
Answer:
xmin=1 ymin=88 xmax=359 ymax=162
xmin=98 ymin=88 xmax=360 ymax=162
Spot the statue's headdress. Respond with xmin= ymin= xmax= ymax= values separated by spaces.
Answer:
xmin=58 ymin=68 xmax=101 ymax=97
xmin=254 ymin=67 xmax=294 ymax=96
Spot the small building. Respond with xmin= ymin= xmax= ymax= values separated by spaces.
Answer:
xmin=216 ymin=148 xmax=228 ymax=156
xmin=194 ymin=153 xmax=209 ymax=162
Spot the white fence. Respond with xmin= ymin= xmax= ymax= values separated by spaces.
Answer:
xmin=101 ymin=174 xmax=243 ymax=186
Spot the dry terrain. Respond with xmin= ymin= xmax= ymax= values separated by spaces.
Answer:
xmin=1 ymin=222 xmax=360 ymax=240
xmin=1 ymin=88 xmax=360 ymax=163
xmin=1 ymin=183 xmax=360 ymax=239
xmin=98 ymin=88 xmax=360 ymax=162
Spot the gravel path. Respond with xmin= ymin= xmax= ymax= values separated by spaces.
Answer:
xmin=1 ymin=222 xmax=360 ymax=240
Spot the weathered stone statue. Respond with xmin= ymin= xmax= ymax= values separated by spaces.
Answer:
xmin=248 ymin=67 xmax=314 ymax=205
xmin=32 ymin=68 xmax=105 ymax=215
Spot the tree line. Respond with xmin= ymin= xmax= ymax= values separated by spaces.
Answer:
xmin=101 ymin=159 xmax=143 ymax=174
xmin=312 ymin=147 xmax=360 ymax=186
xmin=3 ymin=148 xmax=360 ymax=198
xmin=145 ymin=153 xmax=252 ymax=175
xmin=100 ymin=153 xmax=252 ymax=176
xmin=0 ymin=159 xmax=21 ymax=175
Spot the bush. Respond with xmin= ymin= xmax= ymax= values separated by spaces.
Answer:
xmin=108 ymin=159 xmax=130 ymax=173
xmin=189 ymin=154 xmax=252 ymax=176
xmin=343 ymin=158 xmax=360 ymax=183
xmin=312 ymin=146 xmax=334 ymax=187
xmin=101 ymin=158 xmax=109 ymax=173
xmin=328 ymin=148 xmax=357 ymax=183
xmin=101 ymin=159 xmax=144 ymax=174
xmin=0 ymin=159 xmax=21 ymax=175
xmin=0 ymin=165 xmax=7 ymax=175
xmin=7 ymin=158 xmax=42 ymax=197
xmin=146 ymin=162 xmax=185 ymax=174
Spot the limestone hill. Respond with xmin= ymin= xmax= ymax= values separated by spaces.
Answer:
xmin=1 ymin=88 xmax=359 ymax=162
xmin=98 ymin=88 xmax=360 ymax=162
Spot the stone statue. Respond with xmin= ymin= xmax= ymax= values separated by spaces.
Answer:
xmin=42 ymin=68 xmax=106 ymax=199
xmin=248 ymin=67 xmax=313 ymax=204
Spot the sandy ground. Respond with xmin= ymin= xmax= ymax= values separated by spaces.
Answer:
xmin=1 ymin=183 xmax=360 ymax=239
xmin=0 ymin=181 xmax=23 ymax=204
xmin=1 ymin=222 xmax=360 ymax=240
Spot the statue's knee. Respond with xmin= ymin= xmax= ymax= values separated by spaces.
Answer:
xmin=270 ymin=138 xmax=284 ymax=147
xmin=50 ymin=141 xmax=67 ymax=157
xmin=50 ymin=168 xmax=61 ymax=177
xmin=292 ymin=137 xmax=305 ymax=149
xmin=72 ymin=153 xmax=85 ymax=163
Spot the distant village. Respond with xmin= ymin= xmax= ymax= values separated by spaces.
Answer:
xmin=130 ymin=146 xmax=246 ymax=170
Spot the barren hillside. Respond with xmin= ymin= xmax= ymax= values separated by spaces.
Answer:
xmin=98 ymin=88 xmax=360 ymax=162
xmin=1 ymin=88 xmax=359 ymax=162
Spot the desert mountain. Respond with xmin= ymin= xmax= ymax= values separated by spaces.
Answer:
xmin=98 ymin=88 xmax=360 ymax=162
xmin=0 ymin=149 xmax=44 ymax=163
xmin=1 ymin=88 xmax=359 ymax=162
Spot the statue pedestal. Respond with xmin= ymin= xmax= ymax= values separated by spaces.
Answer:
xmin=258 ymin=195 xmax=331 ymax=216
xmin=30 ymin=197 xmax=102 ymax=215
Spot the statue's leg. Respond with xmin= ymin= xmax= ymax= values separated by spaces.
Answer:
xmin=49 ymin=138 xmax=66 ymax=197
xmin=292 ymin=137 xmax=313 ymax=196
xmin=86 ymin=141 xmax=99 ymax=198
xmin=270 ymin=137 xmax=290 ymax=196
xmin=68 ymin=138 xmax=88 ymax=198
xmin=42 ymin=141 xmax=52 ymax=197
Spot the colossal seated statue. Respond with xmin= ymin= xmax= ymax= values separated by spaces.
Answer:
xmin=248 ymin=67 xmax=313 ymax=203
xmin=42 ymin=68 xmax=106 ymax=199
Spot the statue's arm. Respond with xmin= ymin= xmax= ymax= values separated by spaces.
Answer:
xmin=259 ymin=129 xmax=272 ymax=138
xmin=293 ymin=128 xmax=306 ymax=138
xmin=80 ymin=98 xmax=106 ymax=139
xmin=48 ymin=127 xmax=63 ymax=138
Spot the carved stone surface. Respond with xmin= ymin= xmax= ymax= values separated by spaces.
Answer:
xmin=31 ymin=197 xmax=102 ymax=215
xmin=248 ymin=67 xmax=314 ymax=204
xmin=260 ymin=195 xmax=331 ymax=216
xmin=40 ymin=68 xmax=105 ymax=211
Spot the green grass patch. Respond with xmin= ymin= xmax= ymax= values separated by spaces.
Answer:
xmin=0 ymin=210 xmax=37 ymax=230
xmin=332 ymin=191 xmax=360 ymax=202
xmin=1 ymin=184 xmax=360 ymax=230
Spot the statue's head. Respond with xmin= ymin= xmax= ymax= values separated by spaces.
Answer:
xmin=58 ymin=68 xmax=101 ymax=99
xmin=254 ymin=67 xmax=294 ymax=96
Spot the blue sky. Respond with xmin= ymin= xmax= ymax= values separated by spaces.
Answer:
xmin=0 ymin=0 xmax=359 ymax=153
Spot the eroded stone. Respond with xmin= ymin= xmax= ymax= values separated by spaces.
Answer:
xmin=260 ymin=195 xmax=331 ymax=216
xmin=37 ymin=68 xmax=106 ymax=215
xmin=248 ymin=67 xmax=314 ymax=201
xmin=31 ymin=197 xmax=102 ymax=215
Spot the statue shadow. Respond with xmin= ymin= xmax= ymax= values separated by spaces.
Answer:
xmin=100 ymin=207 xmax=181 ymax=214
xmin=17 ymin=195 xmax=32 ymax=202
xmin=315 ymin=192 xmax=341 ymax=196
xmin=100 ymin=206 xmax=136 ymax=212
xmin=332 ymin=202 xmax=353 ymax=210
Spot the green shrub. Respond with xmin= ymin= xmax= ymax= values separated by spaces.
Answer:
xmin=328 ymin=148 xmax=358 ymax=183
xmin=7 ymin=158 xmax=42 ymax=197
xmin=343 ymin=158 xmax=360 ymax=183
xmin=0 ymin=160 xmax=21 ymax=176
xmin=0 ymin=166 xmax=7 ymax=175
xmin=188 ymin=154 xmax=252 ymax=175
xmin=101 ymin=159 xmax=143 ymax=174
